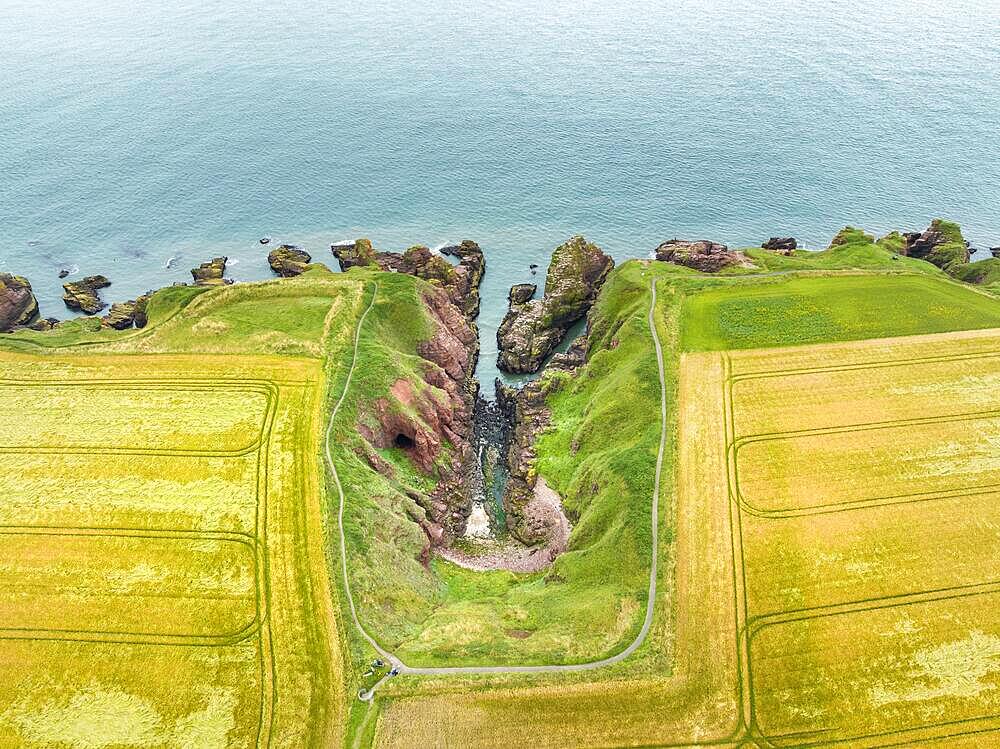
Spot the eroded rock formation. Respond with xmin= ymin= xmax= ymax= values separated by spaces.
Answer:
xmin=762 ymin=236 xmax=797 ymax=253
xmin=332 ymin=238 xmax=486 ymax=318
xmin=0 ymin=273 xmax=40 ymax=332
xmin=62 ymin=275 xmax=111 ymax=315
xmin=655 ymin=238 xmax=750 ymax=272
xmin=191 ymin=257 xmax=230 ymax=286
xmin=496 ymin=236 xmax=612 ymax=374
xmin=354 ymin=252 xmax=485 ymax=547
xmin=98 ymin=291 xmax=151 ymax=330
xmin=268 ymin=245 xmax=312 ymax=277
xmin=902 ymin=221 xmax=970 ymax=270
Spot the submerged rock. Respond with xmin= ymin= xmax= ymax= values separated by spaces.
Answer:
xmin=0 ymin=273 xmax=40 ymax=332
xmin=655 ymin=238 xmax=748 ymax=272
xmin=62 ymin=275 xmax=111 ymax=315
xmin=268 ymin=245 xmax=312 ymax=277
xmin=191 ymin=257 xmax=230 ymax=286
xmin=496 ymin=235 xmax=613 ymax=374
xmin=762 ymin=236 xmax=797 ymax=253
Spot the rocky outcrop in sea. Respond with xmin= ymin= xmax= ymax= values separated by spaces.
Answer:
xmin=0 ymin=273 xmax=40 ymax=332
xmin=191 ymin=257 xmax=230 ymax=286
xmin=496 ymin=235 xmax=612 ymax=374
xmin=268 ymin=245 xmax=312 ymax=277
xmin=62 ymin=275 xmax=111 ymax=315
xmin=655 ymin=238 xmax=750 ymax=272
xmin=332 ymin=238 xmax=486 ymax=319
xmin=762 ymin=236 xmax=797 ymax=254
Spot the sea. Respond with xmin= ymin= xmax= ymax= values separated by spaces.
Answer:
xmin=3 ymin=0 xmax=999 ymax=389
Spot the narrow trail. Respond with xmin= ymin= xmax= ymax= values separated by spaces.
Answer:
xmin=325 ymin=277 xmax=668 ymax=698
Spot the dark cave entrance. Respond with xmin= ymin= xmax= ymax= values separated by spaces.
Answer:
xmin=394 ymin=433 xmax=415 ymax=449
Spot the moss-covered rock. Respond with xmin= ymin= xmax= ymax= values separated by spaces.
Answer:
xmin=951 ymin=258 xmax=1000 ymax=286
xmin=901 ymin=219 xmax=970 ymax=272
xmin=829 ymin=226 xmax=875 ymax=247
xmin=497 ymin=235 xmax=613 ymax=374
xmin=191 ymin=257 xmax=230 ymax=286
xmin=268 ymin=245 xmax=312 ymax=277
xmin=331 ymin=238 xmax=377 ymax=270
xmin=439 ymin=240 xmax=485 ymax=318
xmin=62 ymin=275 xmax=111 ymax=315
xmin=0 ymin=273 xmax=40 ymax=332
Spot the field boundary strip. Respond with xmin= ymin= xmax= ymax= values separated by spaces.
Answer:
xmin=721 ymin=349 xmax=1000 ymax=747
xmin=728 ymin=344 xmax=999 ymax=383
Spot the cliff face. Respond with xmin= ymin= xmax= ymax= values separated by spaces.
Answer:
xmin=351 ymin=250 xmax=484 ymax=548
xmin=496 ymin=236 xmax=613 ymax=374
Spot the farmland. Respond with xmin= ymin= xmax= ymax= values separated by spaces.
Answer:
xmin=0 ymin=273 xmax=363 ymax=748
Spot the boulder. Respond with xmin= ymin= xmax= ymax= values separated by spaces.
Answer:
xmin=101 ymin=301 xmax=138 ymax=330
xmin=991 ymin=247 xmax=1000 ymax=259
xmin=655 ymin=239 xmax=746 ymax=272
xmin=331 ymin=238 xmax=377 ymax=270
xmin=496 ymin=236 xmax=613 ymax=374
xmin=28 ymin=318 xmax=59 ymax=332
xmin=0 ymin=273 xmax=40 ymax=332
xmin=762 ymin=237 xmax=797 ymax=253
xmin=268 ymin=245 xmax=312 ymax=277
xmin=191 ymin=257 xmax=229 ymax=286
xmin=62 ymin=275 xmax=111 ymax=315
xmin=508 ymin=283 xmax=536 ymax=305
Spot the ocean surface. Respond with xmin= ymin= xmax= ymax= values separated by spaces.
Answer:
xmin=3 ymin=0 xmax=999 ymax=388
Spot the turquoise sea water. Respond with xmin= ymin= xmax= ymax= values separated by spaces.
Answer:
xmin=3 ymin=0 xmax=999 ymax=385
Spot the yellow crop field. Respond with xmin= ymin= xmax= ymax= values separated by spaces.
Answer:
xmin=374 ymin=327 xmax=1000 ymax=748
xmin=0 ymin=351 xmax=342 ymax=749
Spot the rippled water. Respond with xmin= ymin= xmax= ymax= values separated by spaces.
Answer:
xmin=3 ymin=0 xmax=999 ymax=386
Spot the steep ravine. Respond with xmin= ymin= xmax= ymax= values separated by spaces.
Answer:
xmin=335 ymin=234 xmax=613 ymax=572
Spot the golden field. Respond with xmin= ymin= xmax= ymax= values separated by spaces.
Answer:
xmin=0 ymin=352 xmax=342 ymax=748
